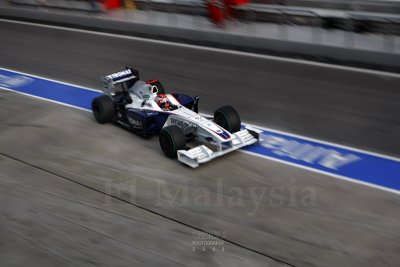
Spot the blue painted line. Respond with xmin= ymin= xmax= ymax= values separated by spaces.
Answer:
xmin=1 ymin=68 xmax=399 ymax=192
xmin=242 ymin=133 xmax=400 ymax=191
xmin=0 ymin=69 xmax=100 ymax=110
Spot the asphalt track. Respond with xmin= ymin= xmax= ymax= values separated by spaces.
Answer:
xmin=1 ymin=20 xmax=400 ymax=156
xmin=1 ymin=19 xmax=400 ymax=267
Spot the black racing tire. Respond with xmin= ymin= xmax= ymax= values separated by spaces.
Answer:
xmin=214 ymin=105 xmax=241 ymax=133
xmin=149 ymin=80 xmax=165 ymax=94
xmin=159 ymin=125 xmax=186 ymax=158
xmin=92 ymin=95 xmax=116 ymax=124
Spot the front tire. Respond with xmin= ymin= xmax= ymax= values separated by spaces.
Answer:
xmin=92 ymin=95 xmax=116 ymax=124
xmin=214 ymin=105 xmax=241 ymax=133
xmin=159 ymin=125 xmax=186 ymax=158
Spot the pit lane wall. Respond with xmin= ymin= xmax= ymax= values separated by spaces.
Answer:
xmin=0 ymin=6 xmax=399 ymax=72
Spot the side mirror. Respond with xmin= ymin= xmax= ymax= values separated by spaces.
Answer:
xmin=150 ymin=85 xmax=158 ymax=94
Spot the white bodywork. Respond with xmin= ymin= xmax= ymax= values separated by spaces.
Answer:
xmin=165 ymin=108 xmax=261 ymax=168
xmin=102 ymin=71 xmax=260 ymax=168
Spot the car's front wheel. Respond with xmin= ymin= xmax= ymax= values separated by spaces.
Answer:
xmin=159 ymin=125 xmax=186 ymax=158
xmin=214 ymin=105 xmax=241 ymax=133
xmin=92 ymin=95 xmax=116 ymax=124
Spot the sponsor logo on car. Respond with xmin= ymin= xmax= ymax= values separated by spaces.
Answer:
xmin=128 ymin=117 xmax=143 ymax=128
xmin=106 ymin=69 xmax=133 ymax=81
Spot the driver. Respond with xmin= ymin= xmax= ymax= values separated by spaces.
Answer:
xmin=155 ymin=94 xmax=171 ymax=111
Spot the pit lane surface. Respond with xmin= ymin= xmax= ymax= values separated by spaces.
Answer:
xmin=0 ymin=152 xmax=279 ymax=267
xmin=1 ymin=19 xmax=400 ymax=267
xmin=1 ymin=19 xmax=400 ymax=156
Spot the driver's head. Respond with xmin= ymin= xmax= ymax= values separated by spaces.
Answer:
xmin=156 ymin=94 xmax=170 ymax=110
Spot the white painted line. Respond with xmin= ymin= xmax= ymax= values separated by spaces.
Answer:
xmin=1 ymin=18 xmax=400 ymax=78
xmin=240 ymin=150 xmax=400 ymax=195
xmin=2 ymin=83 xmax=400 ymax=195
xmin=0 ymin=86 xmax=90 ymax=112
xmin=0 ymin=66 xmax=102 ymax=93
xmin=200 ymin=113 xmax=400 ymax=163
xmin=3 ymin=66 xmax=400 ymax=163
xmin=244 ymin=122 xmax=400 ymax=163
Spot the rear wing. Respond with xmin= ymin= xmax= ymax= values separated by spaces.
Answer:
xmin=101 ymin=67 xmax=139 ymax=95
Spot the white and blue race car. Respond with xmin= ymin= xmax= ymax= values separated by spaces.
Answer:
xmin=91 ymin=67 xmax=260 ymax=168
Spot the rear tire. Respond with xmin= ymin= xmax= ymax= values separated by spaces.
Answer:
xmin=159 ymin=125 xmax=186 ymax=158
xmin=92 ymin=95 xmax=116 ymax=124
xmin=214 ymin=105 xmax=241 ymax=133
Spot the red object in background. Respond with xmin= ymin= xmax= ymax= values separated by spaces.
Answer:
xmin=102 ymin=0 xmax=121 ymax=10
xmin=207 ymin=0 xmax=225 ymax=26
xmin=224 ymin=0 xmax=249 ymax=18
xmin=231 ymin=0 xmax=249 ymax=4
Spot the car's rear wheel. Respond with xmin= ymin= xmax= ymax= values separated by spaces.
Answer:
xmin=159 ymin=125 xmax=186 ymax=158
xmin=92 ymin=95 xmax=116 ymax=123
xmin=214 ymin=105 xmax=241 ymax=133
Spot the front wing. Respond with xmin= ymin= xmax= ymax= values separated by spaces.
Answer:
xmin=177 ymin=128 xmax=261 ymax=168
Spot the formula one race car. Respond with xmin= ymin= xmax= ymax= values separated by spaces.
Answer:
xmin=91 ymin=67 xmax=260 ymax=168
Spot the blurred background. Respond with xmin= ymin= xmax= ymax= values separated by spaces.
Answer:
xmin=1 ymin=1 xmax=400 ymax=267
xmin=3 ymin=0 xmax=400 ymax=58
